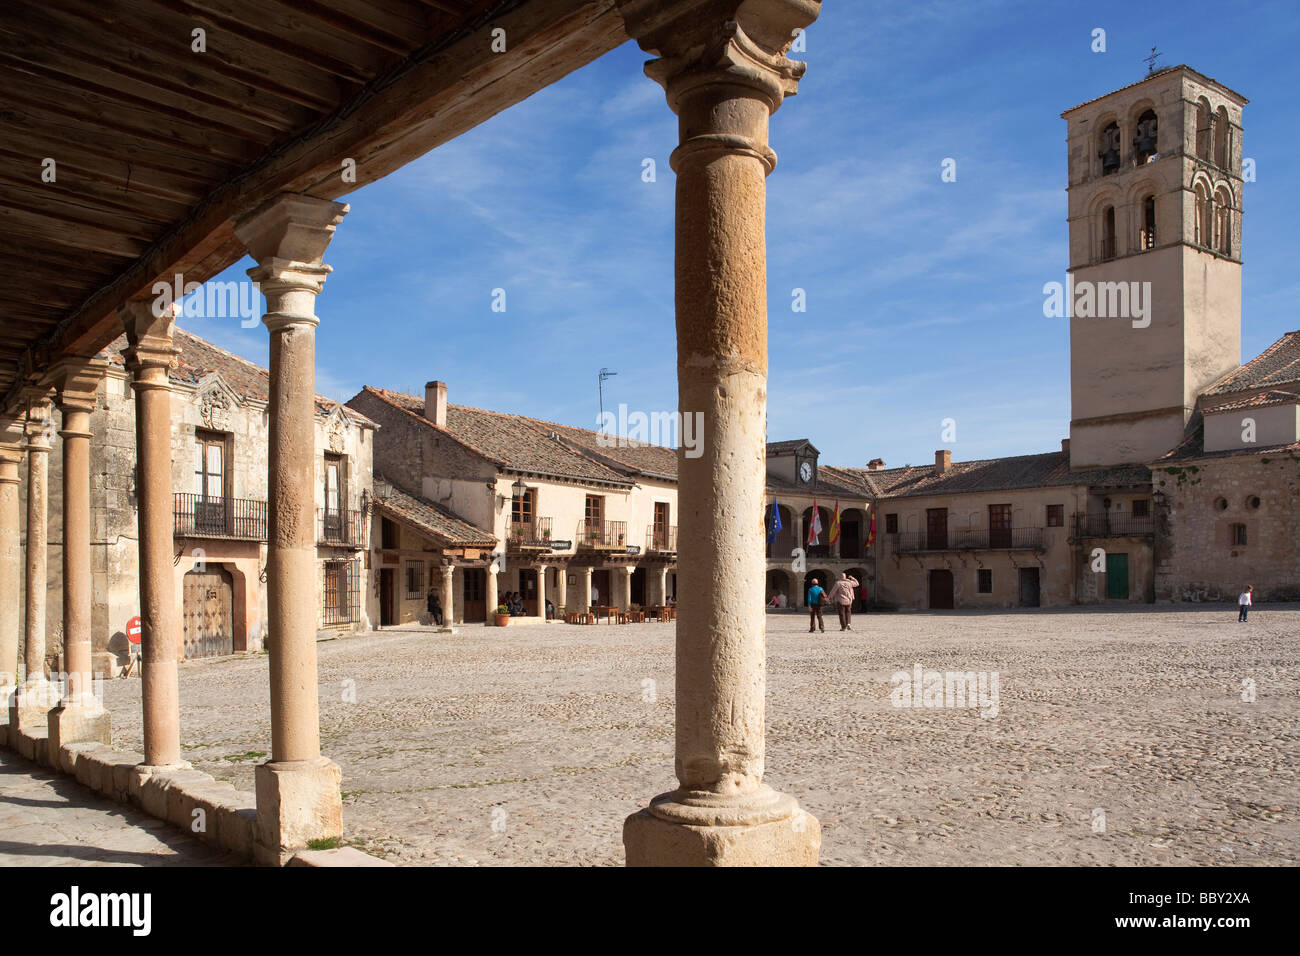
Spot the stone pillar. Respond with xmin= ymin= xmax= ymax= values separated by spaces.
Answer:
xmin=234 ymin=193 xmax=347 ymax=864
xmin=10 ymin=394 xmax=59 ymax=742
xmin=120 ymin=302 xmax=185 ymax=770
xmin=440 ymin=565 xmax=455 ymax=631
xmin=657 ymin=567 xmax=668 ymax=607
xmin=486 ymin=568 xmax=499 ymax=622
xmin=581 ymin=567 xmax=593 ymax=608
xmin=618 ymin=0 xmax=821 ymax=866
xmin=536 ymin=564 xmax=547 ymax=618
xmin=620 ymin=566 xmax=633 ymax=611
xmin=48 ymin=358 xmax=113 ymax=758
xmin=555 ymin=567 xmax=567 ymax=613
xmin=0 ymin=422 xmax=23 ymax=712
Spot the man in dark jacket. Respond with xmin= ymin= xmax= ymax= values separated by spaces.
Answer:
xmin=427 ymin=589 xmax=443 ymax=626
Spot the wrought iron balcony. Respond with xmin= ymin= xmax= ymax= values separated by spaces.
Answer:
xmin=645 ymin=524 xmax=678 ymax=553
xmin=319 ymin=507 xmax=364 ymax=547
xmin=1074 ymin=512 xmax=1154 ymax=537
xmin=173 ymin=493 xmax=267 ymax=540
xmin=577 ymin=519 xmax=628 ymax=550
xmin=889 ymin=527 xmax=1046 ymax=553
xmin=508 ymin=516 xmax=553 ymax=549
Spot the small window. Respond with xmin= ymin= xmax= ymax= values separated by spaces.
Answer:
xmin=404 ymin=559 xmax=425 ymax=600
xmin=1139 ymin=195 xmax=1157 ymax=249
xmin=1133 ymin=109 xmax=1158 ymax=164
xmin=1046 ymin=505 xmax=1064 ymax=527
xmin=1246 ymin=495 xmax=1261 ymax=510
xmin=1213 ymin=497 xmax=1228 ymax=512
xmin=885 ymin=513 xmax=899 ymax=534
xmin=1100 ymin=206 xmax=1116 ymax=260
xmin=381 ymin=517 xmax=399 ymax=549
xmin=977 ymin=569 xmax=992 ymax=594
xmin=1131 ymin=499 xmax=1150 ymax=518
xmin=1231 ymin=523 xmax=1247 ymax=546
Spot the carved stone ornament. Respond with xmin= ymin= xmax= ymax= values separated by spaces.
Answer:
xmin=199 ymin=386 xmax=231 ymax=430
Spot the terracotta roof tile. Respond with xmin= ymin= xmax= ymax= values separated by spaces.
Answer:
xmin=853 ymin=451 xmax=1149 ymax=499
xmin=1203 ymin=331 xmax=1300 ymax=395
xmin=373 ymin=484 xmax=496 ymax=547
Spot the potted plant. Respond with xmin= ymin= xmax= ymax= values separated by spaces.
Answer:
xmin=617 ymin=532 xmax=625 ymax=545
xmin=494 ymin=604 xmax=510 ymax=627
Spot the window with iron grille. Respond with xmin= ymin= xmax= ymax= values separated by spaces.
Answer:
xmin=1046 ymin=504 xmax=1064 ymax=527
xmin=1231 ymin=523 xmax=1247 ymax=546
xmin=885 ymin=513 xmax=898 ymax=534
xmin=405 ymin=560 xmax=425 ymax=599
xmin=977 ymin=569 xmax=992 ymax=593
xmin=322 ymin=559 xmax=361 ymax=625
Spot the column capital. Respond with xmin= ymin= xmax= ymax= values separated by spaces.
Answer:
xmin=22 ymin=391 xmax=54 ymax=452
xmin=47 ymin=355 xmax=110 ymax=418
xmin=120 ymin=300 xmax=180 ymax=387
xmin=617 ymin=1 xmax=817 ymax=114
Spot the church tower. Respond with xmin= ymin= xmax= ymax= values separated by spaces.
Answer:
xmin=1062 ymin=66 xmax=1247 ymax=468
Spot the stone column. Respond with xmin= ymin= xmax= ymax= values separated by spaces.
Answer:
xmin=554 ymin=566 xmax=567 ymax=613
xmin=48 ymin=358 xmax=113 ymax=759
xmin=10 ymin=394 xmax=59 ymax=745
xmin=486 ymin=568 xmax=499 ymax=622
xmin=618 ymin=0 xmax=821 ymax=866
xmin=536 ymin=564 xmax=547 ymax=618
xmin=440 ymin=564 xmax=455 ymax=631
xmin=581 ymin=567 xmax=593 ymax=608
xmin=120 ymin=302 xmax=185 ymax=770
xmin=657 ymin=567 xmax=668 ymax=607
xmin=0 ymin=423 xmax=24 ymax=729
xmin=234 ymin=193 xmax=347 ymax=864
xmin=620 ymin=566 xmax=633 ymax=611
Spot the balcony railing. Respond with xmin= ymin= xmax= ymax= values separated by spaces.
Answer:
xmin=319 ymin=507 xmax=364 ymax=547
xmin=508 ymin=516 xmax=554 ymax=549
xmin=174 ymin=493 xmax=268 ymax=540
xmin=646 ymin=525 xmax=678 ymax=552
xmin=890 ymin=527 xmax=1046 ymax=553
xmin=1074 ymin=512 xmax=1154 ymax=537
xmin=577 ymin=520 xmax=629 ymax=549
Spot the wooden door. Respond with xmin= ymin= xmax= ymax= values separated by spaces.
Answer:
xmin=379 ymin=569 xmax=395 ymax=626
xmin=462 ymin=568 xmax=486 ymax=622
xmin=183 ymin=568 xmax=233 ymax=659
xmin=1018 ymin=567 xmax=1041 ymax=607
xmin=926 ymin=508 xmax=948 ymax=550
xmin=1106 ymin=553 xmax=1129 ymax=600
xmin=929 ymin=569 xmax=954 ymax=610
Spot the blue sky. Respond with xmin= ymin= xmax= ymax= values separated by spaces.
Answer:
xmin=178 ymin=0 xmax=1300 ymax=470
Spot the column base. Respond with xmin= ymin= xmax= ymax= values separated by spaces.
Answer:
xmin=623 ymin=786 xmax=821 ymax=867
xmin=254 ymin=756 xmax=343 ymax=866
xmin=47 ymin=703 xmax=112 ymax=772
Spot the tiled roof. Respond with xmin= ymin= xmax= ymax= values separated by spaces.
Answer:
xmin=547 ymin=423 xmax=679 ymax=480
xmin=373 ymin=483 xmax=496 ymax=547
xmin=1154 ymin=414 xmax=1300 ymax=464
xmin=767 ymin=438 xmax=818 ymax=455
xmin=105 ymin=328 xmax=372 ymax=424
xmin=1203 ymin=388 xmax=1300 ymax=413
xmin=854 ymin=451 xmax=1149 ymax=499
xmin=1061 ymin=64 xmax=1248 ymax=116
xmin=363 ymin=387 xmax=636 ymax=486
xmin=764 ymin=464 xmax=877 ymax=499
xmin=1203 ymin=331 xmax=1300 ymax=396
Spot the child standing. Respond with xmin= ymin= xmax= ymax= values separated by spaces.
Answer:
xmin=1238 ymin=585 xmax=1253 ymax=622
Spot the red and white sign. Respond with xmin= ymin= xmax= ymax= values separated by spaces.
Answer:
xmin=126 ymin=616 xmax=142 ymax=645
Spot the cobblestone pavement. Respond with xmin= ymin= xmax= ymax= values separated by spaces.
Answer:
xmin=0 ymin=752 xmax=237 ymax=866
xmin=93 ymin=606 xmax=1298 ymax=866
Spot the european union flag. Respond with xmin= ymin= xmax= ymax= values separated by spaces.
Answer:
xmin=767 ymin=500 xmax=783 ymax=543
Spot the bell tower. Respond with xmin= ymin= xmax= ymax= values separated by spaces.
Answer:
xmin=1062 ymin=66 xmax=1247 ymax=468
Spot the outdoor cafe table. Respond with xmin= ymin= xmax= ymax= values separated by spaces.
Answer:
xmin=591 ymin=605 xmax=617 ymax=623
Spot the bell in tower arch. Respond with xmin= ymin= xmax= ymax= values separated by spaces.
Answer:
xmin=1133 ymin=110 xmax=1158 ymax=163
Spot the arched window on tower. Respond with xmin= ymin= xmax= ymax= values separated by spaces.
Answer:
xmin=1214 ymin=187 xmax=1232 ymax=255
xmin=1194 ymin=183 xmax=1210 ymax=247
xmin=1100 ymin=205 xmax=1116 ymax=260
xmin=1139 ymin=194 xmax=1157 ymax=250
xmin=1195 ymin=99 xmax=1213 ymax=160
xmin=1214 ymin=107 xmax=1230 ymax=169
xmin=1133 ymin=110 xmax=1158 ymax=164
xmin=1098 ymin=122 xmax=1121 ymax=175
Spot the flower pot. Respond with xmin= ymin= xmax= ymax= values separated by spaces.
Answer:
xmin=494 ymin=613 xmax=510 ymax=627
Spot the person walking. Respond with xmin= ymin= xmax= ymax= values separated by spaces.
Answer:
xmin=806 ymin=577 xmax=826 ymax=633
xmin=1238 ymin=585 xmax=1253 ymax=622
xmin=827 ymin=572 xmax=859 ymax=631
xmin=426 ymin=589 xmax=443 ymax=627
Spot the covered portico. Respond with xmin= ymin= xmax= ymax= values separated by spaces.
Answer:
xmin=0 ymin=0 xmax=822 ymax=865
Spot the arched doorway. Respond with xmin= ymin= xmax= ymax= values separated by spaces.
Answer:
xmin=846 ymin=566 xmax=869 ymax=611
xmin=766 ymin=569 xmax=794 ymax=606
xmin=804 ymin=569 xmax=832 ymax=604
xmin=801 ymin=506 xmax=832 ymax=558
xmin=183 ymin=566 xmax=234 ymax=659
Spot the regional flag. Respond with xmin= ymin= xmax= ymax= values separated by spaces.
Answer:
xmin=807 ymin=499 xmax=822 ymax=546
xmin=767 ymin=501 xmax=783 ymax=543
xmin=828 ymin=500 xmax=841 ymax=546
xmin=866 ymin=506 xmax=877 ymax=549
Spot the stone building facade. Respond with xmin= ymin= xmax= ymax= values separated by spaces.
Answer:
xmin=16 ymin=329 xmax=375 ymax=675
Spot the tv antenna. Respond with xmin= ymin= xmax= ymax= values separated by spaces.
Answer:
xmin=598 ymin=368 xmax=617 ymax=420
xmin=1143 ymin=46 xmax=1162 ymax=75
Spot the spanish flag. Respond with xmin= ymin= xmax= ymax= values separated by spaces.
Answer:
xmin=866 ymin=505 xmax=876 ymax=549
xmin=828 ymin=500 xmax=841 ymax=546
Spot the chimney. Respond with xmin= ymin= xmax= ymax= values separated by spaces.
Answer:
xmin=867 ymin=458 xmax=885 ymax=471
xmin=1061 ymin=438 xmax=1070 ymax=454
xmin=425 ymin=381 xmax=447 ymax=428
xmin=935 ymin=449 xmax=951 ymax=473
